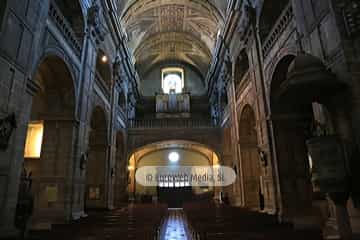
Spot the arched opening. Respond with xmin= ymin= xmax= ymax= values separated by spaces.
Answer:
xmin=86 ymin=106 xmax=108 ymax=209
xmin=54 ymin=0 xmax=85 ymax=44
xmin=259 ymin=0 xmax=290 ymax=42
xmin=239 ymin=105 xmax=263 ymax=210
xmin=127 ymin=141 xmax=221 ymax=208
xmin=114 ymin=131 xmax=127 ymax=207
xmin=23 ymin=56 xmax=76 ymax=225
xmin=235 ymin=50 xmax=249 ymax=88
xmin=96 ymin=50 xmax=112 ymax=89
xmin=270 ymin=55 xmax=315 ymax=218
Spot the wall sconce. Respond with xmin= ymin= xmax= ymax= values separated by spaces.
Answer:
xmin=101 ymin=55 xmax=108 ymax=63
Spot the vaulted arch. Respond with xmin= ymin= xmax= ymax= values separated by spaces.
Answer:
xmin=120 ymin=0 xmax=227 ymax=92
xmin=238 ymin=105 xmax=263 ymax=210
xmin=86 ymin=106 xmax=109 ymax=209
xmin=23 ymin=55 xmax=76 ymax=225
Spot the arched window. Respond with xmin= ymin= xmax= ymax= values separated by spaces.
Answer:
xmin=161 ymin=67 xmax=184 ymax=94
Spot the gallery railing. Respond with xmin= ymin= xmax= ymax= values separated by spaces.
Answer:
xmin=48 ymin=1 xmax=82 ymax=57
xmin=128 ymin=118 xmax=217 ymax=129
xmin=262 ymin=2 xmax=294 ymax=58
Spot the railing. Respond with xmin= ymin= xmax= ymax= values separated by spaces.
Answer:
xmin=48 ymin=1 xmax=82 ymax=57
xmin=128 ymin=118 xmax=217 ymax=129
xmin=262 ymin=2 xmax=294 ymax=58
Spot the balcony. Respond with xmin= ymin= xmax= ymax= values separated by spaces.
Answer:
xmin=48 ymin=1 xmax=82 ymax=57
xmin=128 ymin=118 xmax=217 ymax=129
xmin=262 ymin=2 xmax=294 ymax=58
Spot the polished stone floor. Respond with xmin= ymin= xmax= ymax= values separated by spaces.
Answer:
xmin=161 ymin=209 xmax=191 ymax=240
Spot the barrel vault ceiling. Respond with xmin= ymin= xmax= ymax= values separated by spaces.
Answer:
xmin=117 ymin=0 xmax=228 ymax=78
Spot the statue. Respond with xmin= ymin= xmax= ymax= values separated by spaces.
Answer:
xmin=87 ymin=2 xmax=105 ymax=43
xmin=80 ymin=151 xmax=89 ymax=170
xmin=0 ymin=113 xmax=17 ymax=151
xmin=15 ymin=163 xmax=34 ymax=238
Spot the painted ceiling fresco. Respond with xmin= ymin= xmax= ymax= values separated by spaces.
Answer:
xmin=118 ymin=0 xmax=229 ymax=77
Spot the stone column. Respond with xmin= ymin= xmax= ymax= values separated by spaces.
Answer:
xmin=0 ymin=0 xmax=50 ymax=237
xmin=71 ymin=16 xmax=99 ymax=219
xmin=329 ymin=192 xmax=353 ymax=240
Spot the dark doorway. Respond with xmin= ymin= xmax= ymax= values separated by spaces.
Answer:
xmin=158 ymin=187 xmax=193 ymax=208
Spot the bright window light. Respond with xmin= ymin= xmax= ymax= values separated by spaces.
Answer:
xmin=162 ymin=67 xmax=184 ymax=94
xmin=163 ymin=74 xmax=182 ymax=94
xmin=168 ymin=152 xmax=180 ymax=163
xmin=24 ymin=121 xmax=44 ymax=158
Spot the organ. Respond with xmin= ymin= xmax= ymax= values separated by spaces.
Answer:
xmin=155 ymin=91 xmax=191 ymax=118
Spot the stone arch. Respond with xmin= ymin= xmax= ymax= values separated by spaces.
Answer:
xmin=265 ymin=46 xmax=297 ymax=90
xmin=85 ymin=106 xmax=109 ymax=209
xmin=127 ymin=131 xmax=222 ymax=158
xmin=128 ymin=140 xmax=221 ymax=165
xmin=238 ymin=105 xmax=263 ymax=210
xmin=270 ymin=54 xmax=314 ymax=219
xmin=23 ymin=55 xmax=77 ymax=224
xmin=32 ymin=48 xmax=78 ymax=93
xmin=127 ymin=140 xmax=221 ymax=206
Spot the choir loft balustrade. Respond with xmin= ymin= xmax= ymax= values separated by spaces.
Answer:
xmin=48 ymin=1 xmax=83 ymax=57
xmin=128 ymin=118 xmax=217 ymax=129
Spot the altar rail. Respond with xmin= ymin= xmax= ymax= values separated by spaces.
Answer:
xmin=48 ymin=1 xmax=82 ymax=57
xmin=128 ymin=118 xmax=217 ymax=129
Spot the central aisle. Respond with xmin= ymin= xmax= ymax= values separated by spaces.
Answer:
xmin=161 ymin=209 xmax=191 ymax=240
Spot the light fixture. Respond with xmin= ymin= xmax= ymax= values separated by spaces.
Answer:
xmin=168 ymin=152 xmax=179 ymax=163
xmin=101 ymin=55 xmax=108 ymax=63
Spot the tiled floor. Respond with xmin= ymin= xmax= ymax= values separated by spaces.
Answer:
xmin=161 ymin=209 xmax=191 ymax=240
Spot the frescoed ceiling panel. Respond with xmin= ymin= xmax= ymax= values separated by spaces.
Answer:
xmin=118 ymin=0 xmax=228 ymax=81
